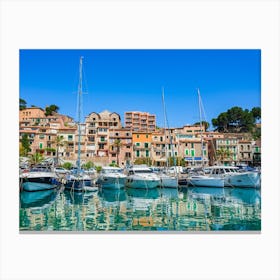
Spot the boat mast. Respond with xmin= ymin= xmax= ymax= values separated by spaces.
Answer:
xmin=162 ymin=87 xmax=169 ymax=170
xmin=197 ymin=88 xmax=204 ymax=170
xmin=77 ymin=56 xmax=83 ymax=174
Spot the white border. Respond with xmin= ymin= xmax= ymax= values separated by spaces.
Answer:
xmin=1 ymin=0 xmax=279 ymax=279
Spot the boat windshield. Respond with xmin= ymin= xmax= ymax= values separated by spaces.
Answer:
xmin=134 ymin=169 xmax=153 ymax=174
xmin=103 ymin=169 xmax=122 ymax=173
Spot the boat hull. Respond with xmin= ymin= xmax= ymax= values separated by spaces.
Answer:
xmin=21 ymin=181 xmax=57 ymax=192
xmin=97 ymin=176 xmax=126 ymax=189
xmin=224 ymin=172 xmax=260 ymax=188
xmin=126 ymin=178 xmax=160 ymax=189
xmin=187 ymin=176 xmax=224 ymax=188
xmin=64 ymin=179 xmax=92 ymax=191
xmin=159 ymin=176 xmax=178 ymax=188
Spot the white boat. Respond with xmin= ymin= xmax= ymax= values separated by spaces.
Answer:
xmin=64 ymin=170 xmax=94 ymax=191
xmin=126 ymin=166 xmax=160 ymax=189
xmin=20 ymin=168 xmax=59 ymax=192
xmin=187 ymin=174 xmax=224 ymax=188
xmin=158 ymin=172 xmax=179 ymax=188
xmin=204 ymin=166 xmax=261 ymax=188
xmin=96 ymin=166 xmax=127 ymax=189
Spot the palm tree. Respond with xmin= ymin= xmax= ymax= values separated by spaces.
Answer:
xmin=216 ymin=148 xmax=233 ymax=164
xmin=111 ymin=139 xmax=122 ymax=166
xmin=29 ymin=152 xmax=44 ymax=166
xmin=54 ymin=135 xmax=65 ymax=166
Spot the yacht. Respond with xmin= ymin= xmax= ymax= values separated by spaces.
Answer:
xmin=204 ymin=166 xmax=261 ymax=188
xmin=96 ymin=166 xmax=127 ymax=189
xmin=20 ymin=166 xmax=59 ymax=192
xmin=126 ymin=166 xmax=160 ymax=189
xmin=158 ymin=172 xmax=179 ymax=188
xmin=187 ymin=174 xmax=224 ymax=188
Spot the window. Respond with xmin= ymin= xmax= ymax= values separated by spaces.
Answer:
xmin=136 ymin=142 xmax=140 ymax=146
xmin=191 ymin=143 xmax=194 ymax=148
xmin=136 ymin=150 xmax=140 ymax=157
xmin=226 ymin=140 xmax=229 ymax=145
xmin=39 ymin=134 xmax=45 ymax=139
xmin=39 ymin=143 xmax=43 ymax=149
xmin=144 ymin=143 xmax=149 ymax=148
xmin=146 ymin=150 xmax=149 ymax=157
xmin=100 ymin=136 xmax=105 ymax=142
xmin=68 ymin=135 xmax=73 ymax=141
xmin=115 ymin=133 xmax=119 ymax=136
xmin=136 ymin=134 xmax=139 ymax=138
xmin=185 ymin=149 xmax=189 ymax=156
xmin=146 ymin=134 xmax=148 ymax=138
xmin=160 ymin=137 xmax=163 ymax=142
xmin=191 ymin=149 xmax=195 ymax=157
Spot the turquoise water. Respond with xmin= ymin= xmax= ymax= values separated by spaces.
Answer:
xmin=19 ymin=186 xmax=261 ymax=231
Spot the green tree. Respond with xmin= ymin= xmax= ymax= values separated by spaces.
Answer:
xmin=20 ymin=134 xmax=31 ymax=156
xmin=82 ymin=161 xmax=94 ymax=170
xmin=212 ymin=112 xmax=229 ymax=132
xmin=216 ymin=148 xmax=233 ymax=164
xmin=54 ymin=135 xmax=65 ymax=166
xmin=227 ymin=106 xmax=244 ymax=131
xmin=29 ymin=153 xmax=44 ymax=165
xmin=63 ymin=162 xmax=73 ymax=170
xmin=212 ymin=106 xmax=257 ymax=133
xmin=111 ymin=139 xmax=122 ymax=166
xmin=240 ymin=109 xmax=255 ymax=132
xmin=251 ymin=107 xmax=261 ymax=121
xmin=45 ymin=104 xmax=60 ymax=116
xmin=20 ymin=98 xmax=27 ymax=110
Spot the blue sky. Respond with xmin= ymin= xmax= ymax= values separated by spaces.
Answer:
xmin=20 ymin=49 xmax=261 ymax=128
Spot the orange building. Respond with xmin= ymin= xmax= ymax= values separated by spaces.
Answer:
xmin=132 ymin=131 xmax=152 ymax=162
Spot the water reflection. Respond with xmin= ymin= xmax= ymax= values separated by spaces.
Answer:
xmin=20 ymin=189 xmax=59 ymax=209
xmin=20 ymin=186 xmax=261 ymax=232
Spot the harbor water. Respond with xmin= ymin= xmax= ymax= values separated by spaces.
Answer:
xmin=19 ymin=186 xmax=261 ymax=232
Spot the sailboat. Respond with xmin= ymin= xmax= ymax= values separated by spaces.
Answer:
xmin=157 ymin=87 xmax=179 ymax=188
xmin=187 ymin=89 xmax=224 ymax=188
xmin=64 ymin=57 xmax=98 ymax=192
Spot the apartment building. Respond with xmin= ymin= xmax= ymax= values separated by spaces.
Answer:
xmin=85 ymin=110 xmax=122 ymax=158
xmin=238 ymin=140 xmax=253 ymax=165
xmin=213 ymin=137 xmax=238 ymax=165
xmin=108 ymin=128 xmax=133 ymax=166
xmin=19 ymin=107 xmax=45 ymax=122
xmin=132 ymin=131 xmax=152 ymax=162
xmin=252 ymin=139 xmax=261 ymax=166
xmin=125 ymin=111 xmax=156 ymax=132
